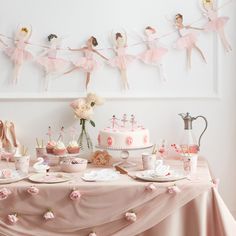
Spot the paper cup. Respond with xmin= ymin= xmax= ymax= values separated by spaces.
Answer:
xmin=36 ymin=147 xmax=47 ymax=158
xmin=142 ymin=153 xmax=157 ymax=170
xmin=182 ymin=154 xmax=198 ymax=175
xmin=14 ymin=155 xmax=30 ymax=174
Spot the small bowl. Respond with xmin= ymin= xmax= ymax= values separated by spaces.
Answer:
xmin=60 ymin=158 xmax=87 ymax=173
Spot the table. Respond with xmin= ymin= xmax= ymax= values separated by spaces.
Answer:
xmin=0 ymin=157 xmax=235 ymax=236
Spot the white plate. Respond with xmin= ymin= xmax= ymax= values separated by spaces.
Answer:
xmin=81 ymin=169 xmax=120 ymax=182
xmin=0 ymin=172 xmax=28 ymax=184
xmin=135 ymin=170 xmax=186 ymax=182
xmin=28 ymin=172 xmax=72 ymax=183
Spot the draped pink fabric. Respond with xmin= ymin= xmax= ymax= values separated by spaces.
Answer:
xmin=0 ymin=158 xmax=235 ymax=236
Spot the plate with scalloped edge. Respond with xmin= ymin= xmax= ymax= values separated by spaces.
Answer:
xmin=0 ymin=171 xmax=28 ymax=184
xmin=135 ymin=170 xmax=187 ymax=182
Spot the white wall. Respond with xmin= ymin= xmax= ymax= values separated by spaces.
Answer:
xmin=0 ymin=0 xmax=235 ymax=215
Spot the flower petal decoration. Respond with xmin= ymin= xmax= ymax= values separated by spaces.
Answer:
xmin=7 ymin=213 xmax=18 ymax=224
xmin=27 ymin=186 xmax=39 ymax=195
xmin=125 ymin=212 xmax=137 ymax=222
xmin=43 ymin=210 xmax=55 ymax=220
xmin=70 ymin=190 xmax=81 ymax=201
xmin=0 ymin=187 xmax=12 ymax=200
xmin=145 ymin=183 xmax=157 ymax=192
xmin=167 ymin=185 xmax=181 ymax=194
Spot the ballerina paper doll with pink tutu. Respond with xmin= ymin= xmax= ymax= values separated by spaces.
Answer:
xmin=5 ymin=26 xmax=33 ymax=84
xmin=174 ymin=14 xmax=206 ymax=69
xmin=200 ymin=0 xmax=231 ymax=52
xmin=137 ymin=26 xmax=168 ymax=82
xmin=36 ymin=34 xmax=68 ymax=91
xmin=66 ymin=36 xmax=108 ymax=90
xmin=108 ymin=32 xmax=135 ymax=90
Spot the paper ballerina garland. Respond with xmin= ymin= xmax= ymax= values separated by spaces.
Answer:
xmin=5 ymin=26 xmax=33 ymax=83
xmin=108 ymin=32 xmax=135 ymax=90
xmin=201 ymin=0 xmax=231 ymax=52
xmin=137 ymin=26 xmax=168 ymax=82
xmin=174 ymin=14 xmax=207 ymax=69
xmin=66 ymin=36 xmax=108 ymax=90
xmin=36 ymin=34 xmax=68 ymax=91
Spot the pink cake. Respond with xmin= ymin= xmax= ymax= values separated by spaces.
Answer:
xmin=98 ymin=115 xmax=150 ymax=149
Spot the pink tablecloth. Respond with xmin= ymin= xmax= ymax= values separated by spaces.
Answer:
xmin=0 ymin=158 xmax=235 ymax=236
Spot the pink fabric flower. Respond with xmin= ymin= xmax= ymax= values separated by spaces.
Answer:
xmin=143 ymin=135 xmax=148 ymax=144
xmin=27 ymin=186 xmax=39 ymax=195
xmin=43 ymin=210 xmax=55 ymax=220
xmin=7 ymin=214 xmax=18 ymax=224
xmin=107 ymin=137 xmax=113 ymax=146
xmin=70 ymin=190 xmax=81 ymax=201
xmin=125 ymin=212 xmax=137 ymax=222
xmin=167 ymin=185 xmax=181 ymax=194
xmin=145 ymin=183 xmax=157 ymax=192
xmin=126 ymin=136 xmax=133 ymax=146
xmin=97 ymin=134 xmax=101 ymax=145
xmin=88 ymin=232 xmax=97 ymax=236
xmin=0 ymin=188 xmax=12 ymax=200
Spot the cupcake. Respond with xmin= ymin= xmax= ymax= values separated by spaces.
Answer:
xmin=46 ymin=141 xmax=56 ymax=154
xmin=53 ymin=141 xmax=66 ymax=155
xmin=67 ymin=140 xmax=80 ymax=154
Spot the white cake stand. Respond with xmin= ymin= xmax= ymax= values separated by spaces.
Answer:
xmin=95 ymin=144 xmax=153 ymax=168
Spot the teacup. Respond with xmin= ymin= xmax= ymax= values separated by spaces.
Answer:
xmin=142 ymin=153 xmax=163 ymax=170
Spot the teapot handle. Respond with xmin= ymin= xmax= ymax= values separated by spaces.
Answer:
xmin=195 ymin=115 xmax=208 ymax=149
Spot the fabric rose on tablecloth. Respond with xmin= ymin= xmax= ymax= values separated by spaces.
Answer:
xmin=70 ymin=190 xmax=81 ymax=201
xmin=27 ymin=186 xmax=39 ymax=195
xmin=91 ymin=150 xmax=111 ymax=166
xmin=7 ymin=213 xmax=18 ymax=224
xmin=0 ymin=188 xmax=12 ymax=200
xmin=167 ymin=185 xmax=181 ymax=194
xmin=145 ymin=183 xmax=157 ymax=192
xmin=88 ymin=232 xmax=97 ymax=236
xmin=43 ymin=210 xmax=55 ymax=220
xmin=125 ymin=212 xmax=137 ymax=222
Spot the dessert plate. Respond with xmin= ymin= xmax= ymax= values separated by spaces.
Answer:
xmin=28 ymin=172 xmax=72 ymax=183
xmin=81 ymin=169 xmax=120 ymax=182
xmin=0 ymin=171 xmax=28 ymax=184
xmin=135 ymin=170 xmax=186 ymax=182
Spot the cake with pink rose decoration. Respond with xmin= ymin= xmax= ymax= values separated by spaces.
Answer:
xmin=98 ymin=114 xmax=151 ymax=149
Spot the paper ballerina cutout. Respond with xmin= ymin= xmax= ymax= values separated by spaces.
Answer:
xmin=201 ymin=0 xmax=231 ymax=52
xmin=5 ymin=26 xmax=33 ymax=84
xmin=36 ymin=34 xmax=68 ymax=91
xmin=66 ymin=36 xmax=108 ymax=90
xmin=174 ymin=14 xmax=206 ymax=69
xmin=137 ymin=26 xmax=168 ymax=82
xmin=108 ymin=31 xmax=135 ymax=90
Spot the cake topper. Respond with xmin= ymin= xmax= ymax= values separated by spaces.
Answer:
xmin=110 ymin=115 xmax=119 ymax=129
xmin=130 ymin=114 xmax=137 ymax=131
xmin=200 ymin=0 xmax=231 ymax=52
xmin=108 ymin=31 xmax=135 ymax=90
xmin=46 ymin=126 xmax=52 ymax=141
xmin=173 ymin=13 xmax=206 ymax=69
xmin=57 ymin=126 xmax=65 ymax=141
xmin=121 ymin=114 xmax=128 ymax=128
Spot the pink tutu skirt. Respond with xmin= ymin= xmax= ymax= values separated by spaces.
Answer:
xmin=108 ymin=55 xmax=134 ymax=70
xmin=204 ymin=17 xmax=229 ymax=32
xmin=37 ymin=57 xmax=67 ymax=72
xmin=138 ymin=47 xmax=168 ymax=65
xmin=5 ymin=47 xmax=33 ymax=64
xmin=175 ymin=33 xmax=197 ymax=50
xmin=75 ymin=57 xmax=99 ymax=73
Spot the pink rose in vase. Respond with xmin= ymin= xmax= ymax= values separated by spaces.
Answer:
xmin=70 ymin=190 xmax=81 ymax=201
xmin=0 ymin=188 xmax=12 ymax=200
